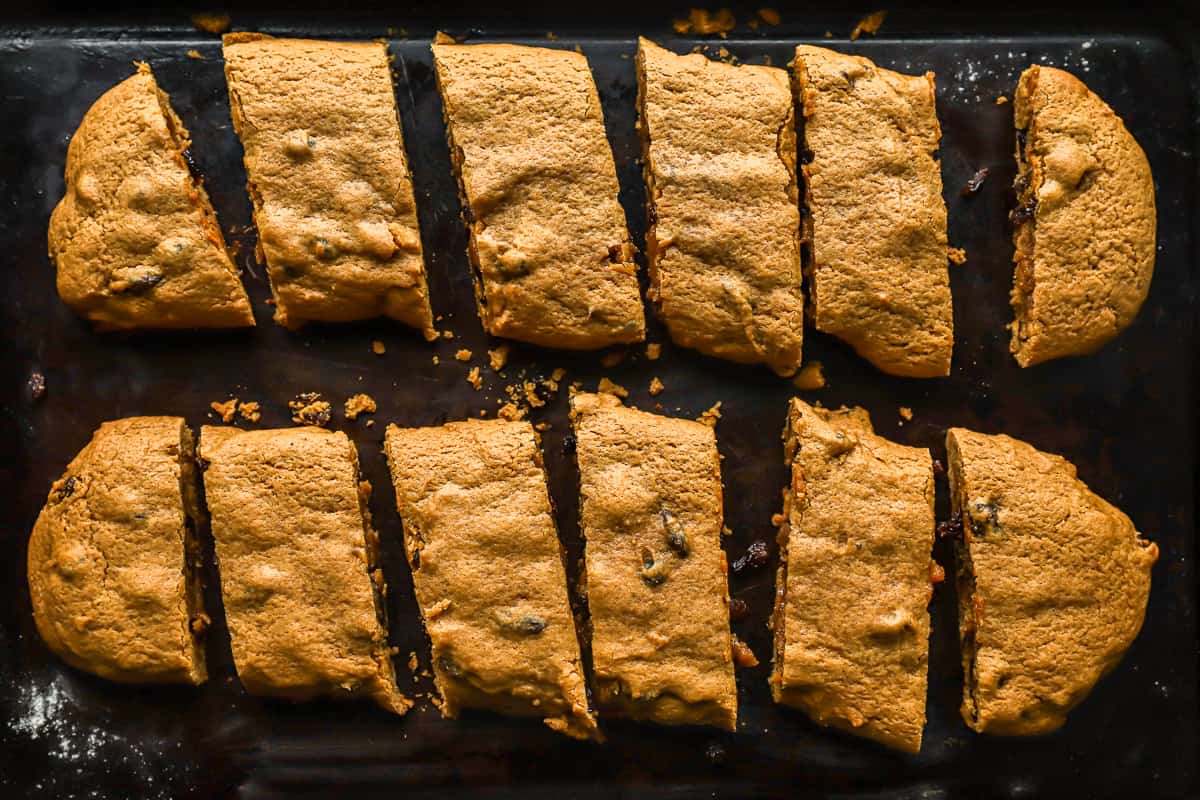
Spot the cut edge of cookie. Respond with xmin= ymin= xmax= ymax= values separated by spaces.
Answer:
xmin=944 ymin=428 xmax=984 ymax=732
xmin=1009 ymin=65 xmax=1041 ymax=367
xmin=789 ymin=56 xmax=819 ymax=333
xmin=768 ymin=398 xmax=801 ymax=706
xmin=176 ymin=420 xmax=210 ymax=685
xmin=635 ymin=39 xmax=664 ymax=321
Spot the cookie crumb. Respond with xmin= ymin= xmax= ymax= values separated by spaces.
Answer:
xmin=432 ymin=355 xmax=440 ymax=366
xmin=442 ymin=330 xmax=454 ymax=339
xmin=697 ymin=401 xmax=722 ymax=427
xmin=961 ymin=167 xmax=990 ymax=197
xmin=930 ymin=561 xmax=946 ymax=584
xmin=649 ymin=377 xmax=665 ymax=396
xmin=497 ymin=402 xmax=525 ymax=421
xmin=454 ymin=348 xmax=472 ymax=362
xmin=756 ymin=7 xmax=781 ymax=25
xmin=238 ymin=401 xmax=261 ymax=423
xmin=792 ymin=361 xmax=826 ymax=390
xmin=730 ymin=634 xmax=759 ymax=667
xmin=646 ymin=343 xmax=662 ymax=360
xmin=467 ymin=367 xmax=483 ymax=390
xmin=721 ymin=525 xmax=733 ymax=537
xmin=673 ymin=7 xmax=735 ymax=35
xmin=948 ymin=247 xmax=967 ymax=265
xmin=186 ymin=49 xmax=205 ymax=60
xmin=488 ymin=345 xmax=511 ymax=371
xmin=850 ymin=9 xmax=886 ymax=40
xmin=289 ymin=392 xmax=332 ymax=427
xmin=597 ymin=377 xmax=629 ymax=398
xmin=28 ymin=372 xmax=46 ymax=401
xmin=551 ymin=367 xmax=567 ymax=382
xmin=899 ymin=406 xmax=913 ymax=421
xmin=534 ymin=422 xmax=550 ymax=432
xmin=372 ymin=340 xmax=386 ymax=355
xmin=599 ymin=351 xmax=625 ymax=368
xmin=408 ymin=652 xmax=419 ymax=673
xmin=345 ymin=393 xmax=377 ymax=420
xmin=191 ymin=12 xmax=231 ymax=34
xmin=210 ymin=398 xmax=238 ymax=423
xmin=996 ymin=95 xmax=1009 ymax=105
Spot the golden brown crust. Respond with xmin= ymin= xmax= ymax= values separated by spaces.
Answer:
xmin=637 ymin=39 xmax=803 ymax=376
xmin=27 ymin=417 xmax=207 ymax=684
xmin=432 ymin=42 xmax=645 ymax=349
xmin=222 ymin=35 xmax=435 ymax=336
xmin=1010 ymin=65 xmax=1156 ymax=366
xmin=383 ymin=419 xmax=598 ymax=739
xmin=199 ymin=425 xmax=408 ymax=714
xmin=570 ymin=392 xmax=736 ymax=729
xmin=946 ymin=427 xmax=1157 ymax=735
xmin=792 ymin=46 xmax=953 ymax=377
xmin=771 ymin=399 xmax=934 ymax=752
xmin=48 ymin=64 xmax=254 ymax=331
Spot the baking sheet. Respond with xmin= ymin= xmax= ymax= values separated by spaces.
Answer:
xmin=0 ymin=7 xmax=1196 ymax=798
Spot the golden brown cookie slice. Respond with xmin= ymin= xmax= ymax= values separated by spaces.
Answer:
xmin=384 ymin=419 xmax=598 ymax=739
xmin=27 ymin=417 xmax=207 ymax=684
xmin=792 ymin=46 xmax=953 ymax=377
xmin=770 ymin=399 xmax=935 ymax=752
xmin=222 ymin=34 xmax=435 ymax=336
xmin=48 ymin=64 xmax=254 ymax=331
xmin=946 ymin=428 xmax=1157 ymax=735
xmin=637 ymin=39 xmax=803 ymax=376
xmin=200 ymin=426 xmax=408 ymax=714
xmin=432 ymin=41 xmax=645 ymax=349
xmin=570 ymin=392 xmax=737 ymax=729
xmin=1010 ymin=65 xmax=1156 ymax=366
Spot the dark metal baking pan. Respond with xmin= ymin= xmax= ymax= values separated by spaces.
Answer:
xmin=0 ymin=4 xmax=1196 ymax=798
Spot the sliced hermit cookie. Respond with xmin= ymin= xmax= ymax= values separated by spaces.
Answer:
xmin=48 ymin=63 xmax=254 ymax=330
xmin=637 ymin=38 xmax=803 ymax=376
xmin=384 ymin=418 xmax=597 ymax=740
xmin=791 ymin=46 xmax=953 ymax=377
xmin=946 ymin=427 xmax=1157 ymax=734
xmin=570 ymin=392 xmax=737 ymax=729
xmin=433 ymin=41 xmax=645 ymax=349
xmin=1010 ymin=65 xmax=1156 ymax=366
xmin=200 ymin=426 xmax=408 ymax=713
xmin=770 ymin=399 xmax=935 ymax=752
xmin=27 ymin=417 xmax=208 ymax=684
xmin=222 ymin=34 xmax=435 ymax=336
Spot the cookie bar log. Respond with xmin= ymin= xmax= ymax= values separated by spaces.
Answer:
xmin=570 ymin=392 xmax=737 ymax=729
xmin=48 ymin=64 xmax=254 ymax=330
xmin=28 ymin=417 xmax=207 ymax=684
xmin=770 ymin=400 xmax=935 ymax=752
xmin=638 ymin=38 xmax=803 ymax=376
xmin=432 ymin=41 xmax=645 ymax=349
xmin=222 ymin=34 xmax=435 ymax=335
xmin=792 ymin=46 xmax=953 ymax=377
xmin=200 ymin=426 xmax=408 ymax=713
xmin=946 ymin=428 xmax=1157 ymax=735
xmin=384 ymin=419 xmax=598 ymax=739
xmin=1010 ymin=65 xmax=1156 ymax=367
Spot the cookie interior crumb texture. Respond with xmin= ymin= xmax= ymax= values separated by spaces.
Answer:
xmin=1009 ymin=65 xmax=1156 ymax=367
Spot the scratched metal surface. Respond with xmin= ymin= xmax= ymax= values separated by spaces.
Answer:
xmin=0 ymin=5 xmax=1196 ymax=799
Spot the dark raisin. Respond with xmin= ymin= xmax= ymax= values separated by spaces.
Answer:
xmin=1016 ymin=128 xmax=1028 ymax=153
xmin=705 ymin=742 xmax=727 ymax=765
xmin=28 ymin=372 xmax=45 ymax=401
xmin=732 ymin=539 xmax=769 ymax=573
xmin=801 ymin=148 xmax=814 ymax=165
xmin=936 ymin=512 xmax=963 ymax=540
xmin=436 ymin=655 xmax=463 ymax=678
xmin=410 ymin=547 xmax=421 ymax=570
xmin=60 ymin=476 xmax=79 ymax=497
xmin=512 ymin=616 xmax=546 ymax=635
xmin=561 ymin=433 xmax=576 ymax=455
xmin=640 ymin=547 xmax=667 ymax=586
xmin=961 ymin=167 xmax=989 ymax=196
xmin=974 ymin=501 xmax=1001 ymax=529
xmin=661 ymin=510 xmax=689 ymax=558
xmin=1010 ymin=197 xmax=1037 ymax=225
xmin=729 ymin=597 xmax=749 ymax=621
xmin=181 ymin=148 xmax=200 ymax=176
xmin=125 ymin=271 xmax=164 ymax=293
xmin=932 ymin=458 xmax=945 ymax=476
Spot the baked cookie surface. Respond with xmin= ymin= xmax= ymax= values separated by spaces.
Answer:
xmin=571 ymin=392 xmax=736 ymax=729
xmin=946 ymin=427 xmax=1157 ymax=735
xmin=200 ymin=425 xmax=408 ymax=713
xmin=433 ymin=42 xmax=644 ymax=349
xmin=28 ymin=416 xmax=207 ymax=684
xmin=770 ymin=400 xmax=934 ymax=752
xmin=48 ymin=64 xmax=254 ymax=331
xmin=1010 ymin=65 xmax=1156 ymax=366
xmin=384 ymin=418 xmax=597 ymax=739
xmin=638 ymin=38 xmax=803 ymax=376
xmin=223 ymin=34 xmax=434 ymax=335
xmin=792 ymin=46 xmax=953 ymax=377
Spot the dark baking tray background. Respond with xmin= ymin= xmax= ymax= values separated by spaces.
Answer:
xmin=0 ymin=3 xmax=1196 ymax=798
